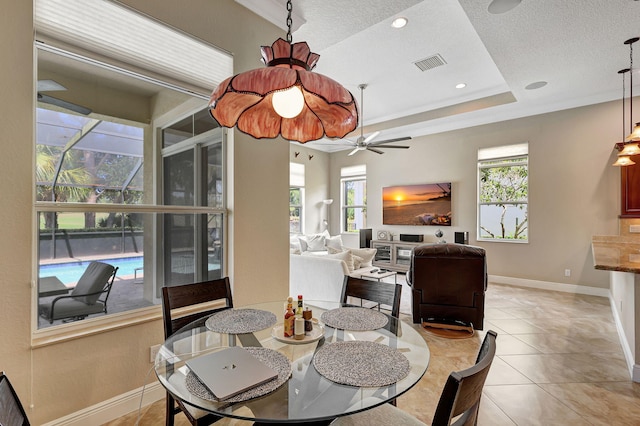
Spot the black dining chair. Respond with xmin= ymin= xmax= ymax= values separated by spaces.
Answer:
xmin=161 ymin=278 xmax=233 ymax=426
xmin=0 ymin=371 xmax=30 ymax=426
xmin=330 ymin=330 xmax=498 ymax=426
xmin=340 ymin=276 xmax=403 ymax=318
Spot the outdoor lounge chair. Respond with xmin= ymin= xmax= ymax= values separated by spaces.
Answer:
xmin=38 ymin=261 xmax=118 ymax=323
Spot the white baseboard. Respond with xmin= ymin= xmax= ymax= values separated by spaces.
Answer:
xmin=41 ymin=381 xmax=165 ymax=426
xmin=488 ymin=275 xmax=610 ymax=298
xmin=608 ymin=292 xmax=640 ymax=383
xmin=633 ymin=364 xmax=640 ymax=382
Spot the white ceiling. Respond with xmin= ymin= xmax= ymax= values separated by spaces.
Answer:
xmin=236 ymin=0 xmax=640 ymax=152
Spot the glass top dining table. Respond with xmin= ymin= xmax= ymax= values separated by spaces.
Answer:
xmin=154 ymin=300 xmax=430 ymax=424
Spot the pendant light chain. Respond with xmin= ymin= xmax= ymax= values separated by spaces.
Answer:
xmin=630 ymin=40 xmax=634 ymax=132
xmin=286 ymin=0 xmax=293 ymax=43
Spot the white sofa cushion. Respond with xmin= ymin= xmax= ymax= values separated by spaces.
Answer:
xmin=326 ymin=246 xmax=377 ymax=268
xmin=347 ymin=248 xmax=376 ymax=267
xmin=290 ymin=235 xmax=302 ymax=251
xmin=297 ymin=230 xmax=331 ymax=252
xmin=325 ymin=234 xmax=343 ymax=251
xmin=326 ymin=250 xmax=355 ymax=272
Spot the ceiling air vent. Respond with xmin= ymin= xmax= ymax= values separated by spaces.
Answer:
xmin=413 ymin=54 xmax=446 ymax=72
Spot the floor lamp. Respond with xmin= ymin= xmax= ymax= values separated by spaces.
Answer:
xmin=322 ymin=199 xmax=333 ymax=231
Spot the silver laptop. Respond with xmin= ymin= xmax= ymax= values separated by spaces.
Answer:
xmin=186 ymin=346 xmax=278 ymax=400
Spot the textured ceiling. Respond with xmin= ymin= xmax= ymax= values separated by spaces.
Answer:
xmin=237 ymin=0 xmax=640 ymax=152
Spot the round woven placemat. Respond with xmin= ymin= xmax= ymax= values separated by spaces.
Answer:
xmin=205 ymin=309 xmax=277 ymax=334
xmin=185 ymin=347 xmax=291 ymax=403
xmin=312 ymin=341 xmax=410 ymax=387
xmin=320 ymin=307 xmax=388 ymax=331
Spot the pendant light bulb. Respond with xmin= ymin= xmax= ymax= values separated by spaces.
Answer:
xmin=626 ymin=122 xmax=640 ymax=141
xmin=272 ymin=86 xmax=305 ymax=119
xmin=619 ymin=142 xmax=640 ymax=156
xmin=613 ymin=155 xmax=636 ymax=167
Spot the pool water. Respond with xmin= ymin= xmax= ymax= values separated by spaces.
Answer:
xmin=39 ymin=256 xmax=143 ymax=284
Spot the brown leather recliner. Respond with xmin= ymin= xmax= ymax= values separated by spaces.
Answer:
xmin=407 ymin=243 xmax=487 ymax=330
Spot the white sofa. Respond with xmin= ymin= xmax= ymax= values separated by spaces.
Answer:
xmin=289 ymin=232 xmax=379 ymax=301
xmin=289 ymin=249 xmax=378 ymax=301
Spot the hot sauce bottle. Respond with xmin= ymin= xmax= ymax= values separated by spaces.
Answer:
xmin=284 ymin=297 xmax=295 ymax=337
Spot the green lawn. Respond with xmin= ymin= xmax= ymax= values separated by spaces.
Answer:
xmin=40 ymin=212 xmax=110 ymax=229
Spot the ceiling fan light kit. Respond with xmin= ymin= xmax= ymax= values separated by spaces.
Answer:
xmin=209 ymin=0 xmax=357 ymax=143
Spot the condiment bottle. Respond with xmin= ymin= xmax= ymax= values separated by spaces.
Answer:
xmin=296 ymin=294 xmax=304 ymax=316
xmin=294 ymin=315 xmax=305 ymax=340
xmin=284 ymin=297 xmax=295 ymax=337
xmin=303 ymin=307 xmax=313 ymax=332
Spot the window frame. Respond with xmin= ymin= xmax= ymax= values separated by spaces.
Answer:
xmin=33 ymin=44 xmax=229 ymax=338
xmin=340 ymin=174 xmax=367 ymax=234
xmin=477 ymin=144 xmax=529 ymax=243
xmin=289 ymin=187 xmax=304 ymax=235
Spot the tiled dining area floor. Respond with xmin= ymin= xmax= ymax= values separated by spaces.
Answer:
xmin=106 ymin=282 xmax=640 ymax=425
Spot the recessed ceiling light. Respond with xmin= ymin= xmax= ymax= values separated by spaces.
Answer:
xmin=488 ymin=0 xmax=522 ymax=14
xmin=391 ymin=17 xmax=408 ymax=29
xmin=455 ymin=83 xmax=467 ymax=89
xmin=525 ymin=81 xmax=548 ymax=90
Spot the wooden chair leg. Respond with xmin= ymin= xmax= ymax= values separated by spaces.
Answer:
xmin=166 ymin=393 xmax=175 ymax=426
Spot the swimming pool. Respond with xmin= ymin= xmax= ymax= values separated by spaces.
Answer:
xmin=39 ymin=256 xmax=143 ymax=284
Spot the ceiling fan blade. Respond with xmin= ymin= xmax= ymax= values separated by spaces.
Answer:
xmin=368 ymin=136 xmax=412 ymax=146
xmin=366 ymin=147 xmax=385 ymax=154
xmin=37 ymin=79 xmax=66 ymax=92
xmin=369 ymin=145 xmax=410 ymax=149
xmin=38 ymin=93 xmax=92 ymax=115
xmin=348 ymin=147 xmax=361 ymax=156
xmin=363 ymin=131 xmax=380 ymax=144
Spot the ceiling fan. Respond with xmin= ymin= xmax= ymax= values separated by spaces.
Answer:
xmin=344 ymin=83 xmax=411 ymax=156
xmin=37 ymin=79 xmax=92 ymax=115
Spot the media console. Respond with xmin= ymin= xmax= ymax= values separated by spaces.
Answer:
xmin=371 ymin=240 xmax=423 ymax=273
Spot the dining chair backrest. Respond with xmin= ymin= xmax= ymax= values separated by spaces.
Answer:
xmin=161 ymin=277 xmax=233 ymax=338
xmin=0 ymin=371 xmax=30 ymax=426
xmin=340 ymin=276 xmax=402 ymax=318
xmin=431 ymin=330 xmax=498 ymax=426
xmin=161 ymin=278 xmax=232 ymax=426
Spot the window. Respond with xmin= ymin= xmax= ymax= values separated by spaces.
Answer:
xmin=289 ymin=163 xmax=305 ymax=234
xmin=289 ymin=188 xmax=304 ymax=234
xmin=161 ymin=111 xmax=225 ymax=287
xmin=341 ymin=165 xmax=367 ymax=233
xmin=34 ymin=45 xmax=230 ymax=329
xmin=478 ymin=143 xmax=528 ymax=242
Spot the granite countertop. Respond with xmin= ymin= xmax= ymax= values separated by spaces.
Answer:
xmin=592 ymin=235 xmax=640 ymax=273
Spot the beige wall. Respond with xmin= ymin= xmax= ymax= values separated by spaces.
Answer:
xmin=289 ymin=145 xmax=331 ymax=235
xmin=329 ymin=101 xmax=622 ymax=289
xmin=1 ymin=1 xmax=288 ymax=423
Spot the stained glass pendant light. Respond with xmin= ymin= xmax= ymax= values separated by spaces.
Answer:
xmin=209 ymin=0 xmax=358 ymax=143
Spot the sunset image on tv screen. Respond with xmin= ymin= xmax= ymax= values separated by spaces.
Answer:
xmin=382 ymin=183 xmax=451 ymax=226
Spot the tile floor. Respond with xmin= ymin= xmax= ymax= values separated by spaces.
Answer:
xmin=104 ymin=282 xmax=640 ymax=425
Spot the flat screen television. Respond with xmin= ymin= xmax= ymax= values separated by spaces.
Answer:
xmin=382 ymin=183 xmax=451 ymax=226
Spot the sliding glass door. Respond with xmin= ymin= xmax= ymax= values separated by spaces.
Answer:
xmin=162 ymin=113 xmax=225 ymax=286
